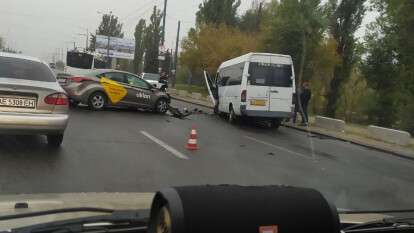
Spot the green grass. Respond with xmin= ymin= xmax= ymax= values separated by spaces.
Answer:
xmin=174 ymin=84 xmax=209 ymax=97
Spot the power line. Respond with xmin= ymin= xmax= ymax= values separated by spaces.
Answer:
xmin=121 ymin=0 xmax=158 ymax=21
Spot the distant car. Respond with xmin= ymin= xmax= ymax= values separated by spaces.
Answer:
xmin=141 ymin=73 xmax=168 ymax=91
xmin=0 ymin=52 xmax=69 ymax=147
xmin=59 ymin=69 xmax=170 ymax=113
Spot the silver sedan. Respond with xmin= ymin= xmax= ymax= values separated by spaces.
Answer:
xmin=0 ymin=52 xmax=69 ymax=147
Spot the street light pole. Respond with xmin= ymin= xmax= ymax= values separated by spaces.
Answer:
xmin=106 ymin=11 xmax=113 ymax=68
xmin=162 ymin=0 xmax=167 ymax=46
xmin=172 ymin=20 xmax=180 ymax=88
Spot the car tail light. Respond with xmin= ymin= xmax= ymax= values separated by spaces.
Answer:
xmin=44 ymin=93 xmax=68 ymax=105
xmin=241 ymin=90 xmax=247 ymax=102
xmin=69 ymin=76 xmax=91 ymax=83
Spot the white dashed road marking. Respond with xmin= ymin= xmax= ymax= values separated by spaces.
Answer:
xmin=244 ymin=135 xmax=311 ymax=159
xmin=140 ymin=131 xmax=189 ymax=160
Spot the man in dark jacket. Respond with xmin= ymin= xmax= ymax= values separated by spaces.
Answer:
xmin=293 ymin=82 xmax=312 ymax=125
xmin=299 ymin=82 xmax=312 ymax=125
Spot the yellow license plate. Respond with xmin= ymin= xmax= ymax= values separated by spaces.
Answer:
xmin=250 ymin=99 xmax=267 ymax=106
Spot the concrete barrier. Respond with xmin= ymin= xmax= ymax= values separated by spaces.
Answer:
xmin=315 ymin=116 xmax=345 ymax=132
xmin=368 ymin=125 xmax=411 ymax=146
xmin=178 ymin=90 xmax=188 ymax=97
xmin=168 ymin=89 xmax=177 ymax=95
xmin=190 ymin=92 xmax=203 ymax=100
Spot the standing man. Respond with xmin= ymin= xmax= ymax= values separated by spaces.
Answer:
xmin=299 ymin=82 xmax=312 ymax=125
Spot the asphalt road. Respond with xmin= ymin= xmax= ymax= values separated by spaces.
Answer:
xmin=1 ymin=99 xmax=414 ymax=211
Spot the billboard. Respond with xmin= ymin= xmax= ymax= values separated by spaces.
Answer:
xmin=95 ymin=35 xmax=135 ymax=60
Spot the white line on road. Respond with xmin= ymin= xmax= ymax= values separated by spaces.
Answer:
xmin=244 ymin=135 xmax=311 ymax=160
xmin=140 ymin=131 xmax=189 ymax=160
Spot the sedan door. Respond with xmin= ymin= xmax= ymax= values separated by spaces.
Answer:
xmin=124 ymin=74 xmax=153 ymax=108
xmin=100 ymin=72 xmax=130 ymax=106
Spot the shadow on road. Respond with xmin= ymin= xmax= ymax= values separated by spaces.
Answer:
xmin=0 ymin=135 xmax=64 ymax=158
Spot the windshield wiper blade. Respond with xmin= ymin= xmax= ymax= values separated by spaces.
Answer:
xmin=0 ymin=208 xmax=115 ymax=221
xmin=339 ymin=209 xmax=414 ymax=214
xmin=1 ymin=210 xmax=149 ymax=233
xmin=343 ymin=217 xmax=414 ymax=232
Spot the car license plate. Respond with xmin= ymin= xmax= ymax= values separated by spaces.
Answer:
xmin=0 ymin=96 xmax=37 ymax=109
xmin=250 ymin=99 xmax=267 ymax=106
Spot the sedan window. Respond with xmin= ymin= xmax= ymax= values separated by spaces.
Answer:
xmin=104 ymin=72 xmax=127 ymax=84
xmin=0 ymin=57 xmax=56 ymax=82
xmin=126 ymin=74 xmax=150 ymax=89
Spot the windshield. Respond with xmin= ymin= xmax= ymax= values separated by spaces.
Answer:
xmin=1 ymin=0 xmax=414 ymax=228
xmin=0 ymin=56 xmax=56 ymax=82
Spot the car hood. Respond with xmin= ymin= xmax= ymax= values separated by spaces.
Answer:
xmin=0 ymin=193 xmax=388 ymax=230
xmin=0 ymin=193 xmax=153 ymax=230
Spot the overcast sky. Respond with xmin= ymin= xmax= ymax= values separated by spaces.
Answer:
xmin=0 ymin=0 xmax=377 ymax=62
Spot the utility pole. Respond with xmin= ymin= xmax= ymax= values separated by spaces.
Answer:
xmin=107 ymin=11 xmax=113 ymax=68
xmin=86 ymin=29 xmax=89 ymax=51
xmin=172 ymin=20 xmax=180 ymax=88
xmin=161 ymin=0 xmax=168 ymax=46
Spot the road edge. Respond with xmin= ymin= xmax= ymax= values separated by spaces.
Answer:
xmin=170 ymin=94 xmax=414 ymax=161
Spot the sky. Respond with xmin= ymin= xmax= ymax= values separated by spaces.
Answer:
xmin=0 ymin=0 xmax=377 ymax=62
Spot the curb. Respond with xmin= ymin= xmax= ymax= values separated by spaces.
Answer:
xmin=283 ymin=124 xmax=414 ymax=161
xmin=170 ymin=94 xmax=414 ymax=161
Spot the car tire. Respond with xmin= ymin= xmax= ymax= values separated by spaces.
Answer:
xmin=269 ymin=119 xmax=281 ymax=129
xmin=47 ymin=134 xmax=64 ymax=147
xmin=155 ymin=98 xmax=169 ymax=114
xmin=228 ymin=106 xmax=237 ymax=124
xmin=88 ymin=92 xmax=107 ymax=111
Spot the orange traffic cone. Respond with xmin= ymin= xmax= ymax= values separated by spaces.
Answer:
xmin=186 ymin=126 xmax=198 ymax=150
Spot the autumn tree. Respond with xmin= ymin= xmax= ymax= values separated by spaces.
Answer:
xmin=180 ymin=24 xmax=258 ymax=83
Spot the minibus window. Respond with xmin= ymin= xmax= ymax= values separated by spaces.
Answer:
xmin=248 ymin=62 xmax=293 ymax=87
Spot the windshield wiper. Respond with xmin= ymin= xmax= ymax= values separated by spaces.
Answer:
xmin=339 ymin=209 xmax=414 ymax=215
xmin=0 ymin=209 xmax=149 ymax=233
xmin=343 ymin=217 xmax=414 ymax=233
xmin=0 ymin=208 xmax=115 ymax=221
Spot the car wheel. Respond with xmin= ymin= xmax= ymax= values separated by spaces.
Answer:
xmin=88 ymin=92 xmax=106 ymax=111
xmin=269 ymin=119 xmax=281 ymax=129
xmin=155 ymin=98 xmax=168 ymax=114
xmin=47 ymin=134 xmax=64 ymax=147
xmin=228 ymin=107 xmax=237 ymax=124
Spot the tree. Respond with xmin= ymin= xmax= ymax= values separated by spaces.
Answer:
xmin=196 ymin=0 xmax=241 ymax=26
xmin=0 ymin=36 xmax=3 ymax=50
xmin=239 ymin=1 xmax=264 ymax=32
xmin=144 ymin=6 xmax=162 ymax=73
xmin=133 ymin=19 xmax=146 ymax=74
xmin=89 ymin=13 xmax=124 ymax=51
xmin=324 ymin=0 xmax=365 ymax=117
xmin=362 ymin=0 xmax=414 ymax=131
xmin=261 ymin=0 xmax=325 ymax=85
xmin=180 ymin=24 xmax=258 ymax=83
